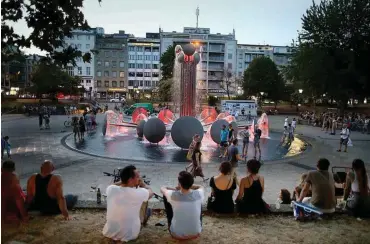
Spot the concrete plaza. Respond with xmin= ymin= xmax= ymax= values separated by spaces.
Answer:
xmin=1 ymin=113 xmax=370 ymax=204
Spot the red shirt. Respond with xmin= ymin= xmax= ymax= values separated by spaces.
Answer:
xmin=1 ymin=172 xmax=26 ymax=222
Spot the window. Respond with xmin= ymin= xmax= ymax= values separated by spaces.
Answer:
xmin=86 ymin=44 xmax=90 ymax=49
xmin=71 ymin=35 xmax=74 ymax=40
xmin=129 ymin=46 xmax=135 ymax=51
xmin=76 ymin=35 xmax=80 ymax=40
xmin=145 ymin=80 xmax=151 ymax=87
xmin=112 ymin=81 xmax=117 ymax=87
xmin=152 ymin=47 xmax=159 ymax=52
xmin=105 ymin=61 xmax=110 ymax=67
xmin=112 ymin=52 xmax=116 ymax=57
xmin=228 ymin=63 xmax=232 ymax=69
xmin=137 ymin=55 xmax=143 ymax=60
xmin=136 ymin=72 xmax=143 ymax=77
xmin=228 ymin=53 xmax=233 ymax=59
xmin=105 ymin=81 xmax=109 ymax=87
xmin=105 ymin=51 xmax=110 ymax=57
xmin=112 ymin=71 xmax=117 ymax=77
xmin=120 ymin=81 xmax=124 ymax=87
xmin=119 ymin=61 xmax=124 ymax=68
xmin=238 ymin=63 xmax=242 ymax=69
xmin=129 ymin=55 xmax=136 ymax=60
xmin=152 ymin=72 xmax=159 ymax=77
xmin=129 ymin=63 xmax=135 ymax=68
xmin=86 ymin=67 xmax=91 ymax=75
xmin=97 ymin=80 xmax=102 ymax=87
xmin=97 ymin=71 xmax=102 ymax=77
xmin=153 ymin=64 xmax=159 ymax=69
xmin=86 ymin=35 xmax=90 ymax=40
xmin=153 ymin=56 xmax=159 ymax=61
xmin=97 ymin=60 xmax=102 ymax=66
xmin=144 ymin=55 xmax=151 ymax=60
xmin=129 ymin=72 xmax=135 ymax=77
xmin=119 ymin=71 xmax=125 ymax=78
xmin=145 ymin=63 xmax=151 ymax=69
xmin=112 ymin=61 xmax=117 ymax=68
xmin=86 ymin=79 xmax=91 ymax=84
xmin=144 ymin=72 xmax=151 ymax=77
xmin=104 ymin=71 xmax=109 ymax=77
xmin=67 ymin=66 xmax=74 ymax=76
xmin=140 ymin=80 xmax=143 ymax=86
xmin=77 ymin=67 xmax=82 ymax=75
xmin=144 ymin=47 xmax=151 ymax=52
xmin=128 ymin=80 xmax=134 ymax=86
xmin=77 ymin=44 xmax=82 ymax=49
xmin=239 ymin=53 xmax=243 ymax=59
xmin=137 ymin=63 xmax=143 ymax=69
xmin=137 ymin=46 xmax=143 ymax=52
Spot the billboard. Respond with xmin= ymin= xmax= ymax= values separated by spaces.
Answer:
xmin=221 ymin=100 xmax=257 ymax=116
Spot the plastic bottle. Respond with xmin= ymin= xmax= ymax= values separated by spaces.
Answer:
xmin=97 ymin=188 xmax=101 ymax=204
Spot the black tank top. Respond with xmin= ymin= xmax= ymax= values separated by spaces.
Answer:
xmin=34 ymin=174 xmax=60 ymax=214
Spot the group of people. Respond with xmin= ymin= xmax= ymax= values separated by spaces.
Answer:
xmin=282 ymin=117 xmax=297 ymax=142
xmin=71 ymin=110 xmax=97 ymax=141
xmin=38 ymin=104 xmax=51 ymax=130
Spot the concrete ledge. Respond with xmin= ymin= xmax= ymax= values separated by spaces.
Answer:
xmin=74 ymin=200 xmax=347 ymax=214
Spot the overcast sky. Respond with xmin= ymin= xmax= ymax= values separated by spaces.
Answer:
xmin=11 ymin=0 xmax=317 ymax=54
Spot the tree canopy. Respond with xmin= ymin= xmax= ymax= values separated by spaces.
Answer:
xmin=243 ymin=56 xmax=285 ymax=105
xmin=158 ymin=45 xmax=175 ymax=101
xmin=285 ymin=0 xmax=370 ymax=110
xmin=1 ymin=0 xmax=98 ymax=66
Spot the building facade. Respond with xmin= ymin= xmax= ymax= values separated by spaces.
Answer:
xmin=127 ymin=33 xmax=161 ymax=99
xmin=160 ymin=27 xmax=237 ymax=96
xmin=62 ymin=27 xmax=104 ymax=98
xmin=94 ymin=30 xmax=130 ymax=99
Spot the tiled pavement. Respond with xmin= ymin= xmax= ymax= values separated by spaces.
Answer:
xmin=1 ymin=113 xmax=369 ymax=204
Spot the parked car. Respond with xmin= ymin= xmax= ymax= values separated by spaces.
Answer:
xmin=124 ymin=103 xmax=154 ymax=115
xmin=110 ymin=98 xmax=120 ymax=102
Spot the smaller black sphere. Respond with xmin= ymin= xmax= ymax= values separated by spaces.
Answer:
xmin=183 ymin=44 xmax=196 ymax=56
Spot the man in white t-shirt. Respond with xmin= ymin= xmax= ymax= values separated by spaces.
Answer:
xmin=102 ymin=165 xmax=154 ymax=242
xmin=291 ymin=118 xmax=297 ymax=132
xmin=284 ymin=117 xmax=289 ymax=128
xmin=160 ymin=171 xmax=204 ymax=240
xmin=337 ymin=124 xmax=350 ymax=152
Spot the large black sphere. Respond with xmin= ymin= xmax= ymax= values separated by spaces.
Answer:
xmin=143 ymin=118 xmax=166 ymax=143
xmin=183 ymin=44 xmax=196 ymax=56
xmin=210 ymin=119 xmax=230 ymax=144
xmin=171 ymin=116 xmax=204 ymax=149
xmin=136 ymin=120 xmax=146 ymax=138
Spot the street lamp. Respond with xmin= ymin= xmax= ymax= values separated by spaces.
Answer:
xmin=260 ymin=92 xmax=264 ymax=96
xmin=298 ymin=89 xmax=303 ymax=94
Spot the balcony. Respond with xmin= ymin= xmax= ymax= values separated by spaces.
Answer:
xmin=208 ymin=65 xmax=224 ymax=71
xmin=208 ymin=56 xmax=224 ymax=62
xmin=208 ymin=46 xmax=225 ymax=53
xmin=208 ymin=75 xmax=223 ymax=81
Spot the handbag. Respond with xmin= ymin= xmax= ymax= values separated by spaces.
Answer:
xmin=207 ymin=177 xmax=233 ymax=211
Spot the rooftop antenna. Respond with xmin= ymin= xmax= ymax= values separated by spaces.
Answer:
xmin=196 ymin=6 xmax=200 ymax=30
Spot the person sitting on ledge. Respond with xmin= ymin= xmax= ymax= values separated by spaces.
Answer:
xmin=208 ymin=162 xmax=237 ymax=214
xmin=343 ymin=159 xmax=370 ymax=218
xmin=236 ymin=159 xmax=270 ymax=214
xmin=279 ymin=189 xmax=292 ymax=204
xmin=103 ymin=165 xmax=154 ymax=243
xmin=26 ymin=160 xmax=78 ymax=220
xmin=160 ymin=171 xmax=204 ymax=240
xmin=2 ymin=160 xmax=28 ymax=224
xmin=292 ymin=173 xmax=312 ymax=201
xmin=297 ymin=158 xmax=336 ymax=213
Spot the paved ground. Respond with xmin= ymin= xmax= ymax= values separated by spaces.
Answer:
xmin=1 ymin=113 xmax=370 ymax=204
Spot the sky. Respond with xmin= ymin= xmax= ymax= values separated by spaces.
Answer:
xmin=11 ymin=0 xmax=317 ymax=55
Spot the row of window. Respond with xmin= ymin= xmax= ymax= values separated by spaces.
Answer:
xmin=66 ymin=67 xmax=91 ymax=76
xmin=128 ymin=63 xmax=159 ymax=69
xmin=128 ymin=55 xmax=159 ymax=61
xmin=96 ymin=71 xmax=125 ymax=78
xmin=128 ymin=72 xmax=159 ymax=77
xmin=128 ymin=80 xmax=158 ymax=87
xmin=70 ymin=43 xmax=90 ymax=49
xmin=97 ymin=60 xmax=125 ymax=68
xmin=102 ymin=51 xmax=125 ymax=58
xmin=97 ymin=80 xmax=125 ymax=88
xmin=128 ymin=46 xmax=160 ymax=52
xmin=68 ymin=35 xmax=91 ymax=40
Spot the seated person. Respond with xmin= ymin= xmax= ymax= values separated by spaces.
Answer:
xmin=103 ymin=165 xmax=154 ymax=242
xmin=292 ymin=173 xmax=312 ymax=201
xmin=26 ymin=160 xmax=78 ymax=220
xmin=343 ymin=159 xmax=370 ymax=218
xmin=279 ymin=189 xmax=292 ymax=204
xmin=161 ymin=171 xmax=204 ymax=240
xmin=208 ymin=162 xmax=237 ymax=214
xmin=236 ymin=159 xmax=269 ymax=214
xmin=297 ymin=158 xmax=336 ymax=213
xmin=2 ymin=160 xmax=28 ymax=223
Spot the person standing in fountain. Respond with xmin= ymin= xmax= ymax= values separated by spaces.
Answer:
xmin=186 ymin=134 xmax=201 ymax=171
xmin=219 ymin=125 xmax=229 ymax=158
xmin=240 ymin=126 xmax=250 ymax=158
xmin=190 ymin=142 xmax=208 ymax=182
xmin=254 ymin=126 xmax=262 ymax=160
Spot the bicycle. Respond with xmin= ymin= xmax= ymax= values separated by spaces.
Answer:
xmin=91 ymin=168 xmax=163 ymax=201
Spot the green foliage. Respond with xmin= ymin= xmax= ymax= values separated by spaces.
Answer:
xmin=160 ymin=45 xmax=175 ymax=80
xmin=243 ymin=56 xmax=285 ymax=104
xmin=158 ymin=79 xmax=172 ymax=102
xmin=1 ymin=0 xmax=97 ymax=66
xmin=286 ymin=0 xmax=370 ymax=111
xmin=30 ymin=62 xmax=81 ymax=96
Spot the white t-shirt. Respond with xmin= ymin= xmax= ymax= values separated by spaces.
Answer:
xmin=340 ymin=128 xmax=350 ymax=139
xmin=284 ymin=118 xmax=288 ymax=127
xmin=292 ymin=120 xmax=296 ymax=128
xmin=163 ymin=188 xmax=204 ymax=238
xmin=102 ymin=185 xmax=149 ymax=242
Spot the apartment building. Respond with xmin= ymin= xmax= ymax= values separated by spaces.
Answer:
xmin=160 ymin=27 xmax=237 ymax=96
xmin=94 ymin=30 xmax=130 ymax=99
xmin=62 ymin=27 xmax=104 ymax=97
xmin=272 ymin=46 xmax=292 ymax=69
xmin=127 ymin=33 xmax=161 ymax=99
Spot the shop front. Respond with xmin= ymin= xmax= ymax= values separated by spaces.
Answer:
xmin=107 ymin=88 xmax=127 ymax=99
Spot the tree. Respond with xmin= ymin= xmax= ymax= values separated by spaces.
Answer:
xmin=158 ymin=79 xmax=172 ymax=102
xmin=1 ymin=0 xmax=99 ymax=67
xmin=287 ymin=0 xmax=370 ymax=113
xmin=243 ymin=56 xmax=285 ymax=107
xmin=160 ymin=45 xmax=175 ymax=80
xmin=220 ymin=69 xmax=235 ymax=99
xmin=29 ymin=62 xmax=81 ymax=97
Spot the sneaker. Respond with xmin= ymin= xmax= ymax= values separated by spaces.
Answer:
xmin=218 ymin=155 xmax=223 ymax=158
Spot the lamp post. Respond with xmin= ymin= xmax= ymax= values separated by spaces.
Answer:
xmin=259 ymin=92 xmax=264 ymax=110
xmin=297 ymin=89 xmax=303 ymax=112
